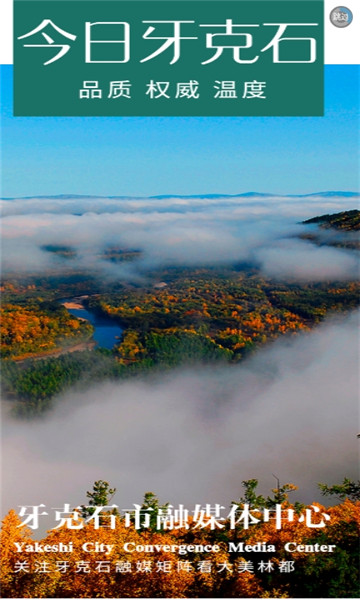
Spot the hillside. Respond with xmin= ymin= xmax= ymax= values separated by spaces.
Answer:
xmin=303 ymin=209 xmax=360 ymax=231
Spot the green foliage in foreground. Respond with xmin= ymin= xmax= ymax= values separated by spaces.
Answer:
xmin=318 ymin=477 xmax=360 ymax=502
xmin=74 ymin=478 xmax=359 ymax=598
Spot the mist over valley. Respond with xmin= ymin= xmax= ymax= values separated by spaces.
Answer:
xmin=1 ymin=193 xmax=359 ymax=519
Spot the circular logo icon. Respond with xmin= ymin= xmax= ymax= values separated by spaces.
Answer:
xmin=330 ymin=6 xmax=353 ymax=27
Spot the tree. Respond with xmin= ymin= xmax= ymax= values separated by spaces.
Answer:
xmin=233 ymin=478 xmax=297 ymax=509
xmin=318 ymin=477 xmax=360 ymax=502
xmin=235 ymin=478 xmax=267 ymax=509
xmin=0 ymin=510 xmax=33 ymax=598
xmin=140 ymin=491 xmax=169 ymax=531
xmin=80 ymin=479 xmax=118 ymax=519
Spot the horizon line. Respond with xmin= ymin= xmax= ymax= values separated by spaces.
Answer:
xmin=2 ymin=190 xmax=360 ymax=201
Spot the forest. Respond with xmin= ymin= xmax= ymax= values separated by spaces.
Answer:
xmin=0 ymin=301 xmax=93 ymax=359
xmin=1 ymin=210 xmax=359 ymax=416
xmin=1 ymin=478 xmax=359 ymax=598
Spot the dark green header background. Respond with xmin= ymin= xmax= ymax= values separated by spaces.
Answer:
xmin=14 ymin=0 xmax=324 ymax=116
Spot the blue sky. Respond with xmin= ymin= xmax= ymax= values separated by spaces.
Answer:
xmin=1 ymin=64 xmax=359 ymax=197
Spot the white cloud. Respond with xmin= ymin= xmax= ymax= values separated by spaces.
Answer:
xmin=1 ymin=310 xmax=358 ymax=526
xmin=1 ymin=193 xmax=359 ymax=281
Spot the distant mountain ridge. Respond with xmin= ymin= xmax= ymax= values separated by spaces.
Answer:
xmin=2 ymin=191 xmax=359 ymax=201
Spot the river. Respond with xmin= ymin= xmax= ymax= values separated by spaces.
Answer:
xmin=63 ymin=300 xmax=124 ymax=350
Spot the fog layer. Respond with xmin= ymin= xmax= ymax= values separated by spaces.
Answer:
xmin=2 ymin=310 xmax=358 ymax=519
xmin=1 ymin=193 xmax=359 ymax=281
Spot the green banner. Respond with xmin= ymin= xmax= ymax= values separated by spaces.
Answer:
xmin=14 ymin=0 xmax=324 ymax=116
